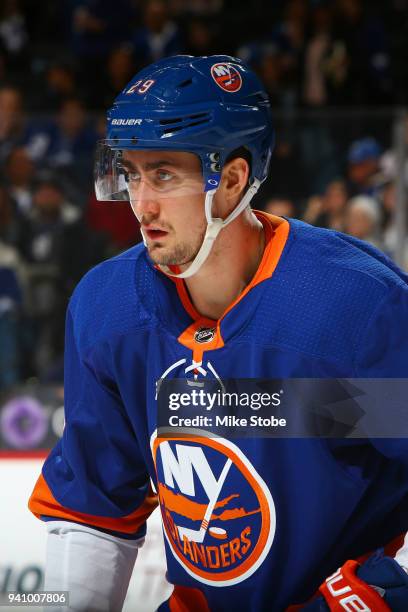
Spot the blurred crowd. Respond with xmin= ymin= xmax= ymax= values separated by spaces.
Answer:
xmin=1 ymin=0 xmax=408 ymax=390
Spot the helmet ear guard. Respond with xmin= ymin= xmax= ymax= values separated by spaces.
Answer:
xmin=96 ymin=55 xmax=274 ymax=277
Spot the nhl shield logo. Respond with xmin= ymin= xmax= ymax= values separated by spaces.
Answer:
xmin=194 ymin=327 xmax=216 ymax=344
xmin=211 ymin=63 xmax=242 ymax=93
xmin=151 ymin=431 xmax=275 ymax=586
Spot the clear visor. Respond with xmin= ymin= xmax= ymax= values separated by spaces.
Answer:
xmin=95 ymin=141 xmax=206 ymax=202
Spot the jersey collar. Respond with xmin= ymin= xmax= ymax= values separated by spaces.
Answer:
xmin=171 ymin=212 xmax=291 ymax=362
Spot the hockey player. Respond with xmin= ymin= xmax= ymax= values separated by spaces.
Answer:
xmin=29 ymin=56 xmax=408 ymax=611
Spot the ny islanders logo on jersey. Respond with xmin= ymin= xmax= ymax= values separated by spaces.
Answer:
xmin=151 ymin=431 xmax=275 ymax=586
xmin=211 ymin=63 xmax=242 ymax=92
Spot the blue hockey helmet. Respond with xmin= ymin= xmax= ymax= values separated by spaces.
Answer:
xmin=95 ymin=54 xmax=274 ymax=201
xmin=95 ymin=55 xmax=274 ymax=278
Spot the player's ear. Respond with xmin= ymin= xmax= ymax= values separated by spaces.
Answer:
xmin=219 ymin=157 xmax=250 ymax=203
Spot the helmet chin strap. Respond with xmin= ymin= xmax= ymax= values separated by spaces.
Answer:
xmin=156 ymin=178 xmax=261 ymax=279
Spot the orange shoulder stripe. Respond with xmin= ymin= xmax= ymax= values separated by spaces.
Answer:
xmin=28 ymin=473 xmax=158 ymax=535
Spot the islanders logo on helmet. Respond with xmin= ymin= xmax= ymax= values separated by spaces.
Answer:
xmin=211 ymin=62 xmax=242 ymax=92
xmin=97 ymin=56 xmax=274 ymax=204
xmin=151 ymin=430 xmax=276 ymax=586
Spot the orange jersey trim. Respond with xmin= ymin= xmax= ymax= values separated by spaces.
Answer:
xmin=176 ymin=212 xmax=290 ymax=361
xmin=28 ymin=473 xmax=158 ymax=535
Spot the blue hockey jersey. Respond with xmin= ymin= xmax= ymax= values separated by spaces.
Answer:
xmin=29 ymin=212 xmax=408 ymax=611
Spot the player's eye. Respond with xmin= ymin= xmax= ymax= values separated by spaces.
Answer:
xmin=156 ymin=170 xmax=173 ymax=182
xmin=123 ymin=170 xmax=141 ymax=183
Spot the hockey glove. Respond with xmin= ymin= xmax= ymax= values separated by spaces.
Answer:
xmin=300 ymin=551 xmax=408 ymax=611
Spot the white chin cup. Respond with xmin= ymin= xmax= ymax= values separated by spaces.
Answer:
xmin=157 ymin=178 xmax=261 ymax=279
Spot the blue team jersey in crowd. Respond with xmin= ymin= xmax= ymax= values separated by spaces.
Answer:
xmin=29 ymin=212 xmax=408 ymax=611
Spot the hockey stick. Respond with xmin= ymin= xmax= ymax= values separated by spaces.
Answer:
xmin=177 ymin=458 xmax=233 ymax=543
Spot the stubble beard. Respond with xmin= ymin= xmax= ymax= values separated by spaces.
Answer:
xmin=147 ymin=228 xmax=206 ymax=267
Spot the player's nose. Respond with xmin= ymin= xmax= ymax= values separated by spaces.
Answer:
xmin=130 ymin=183 xmax=160 ymax=221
